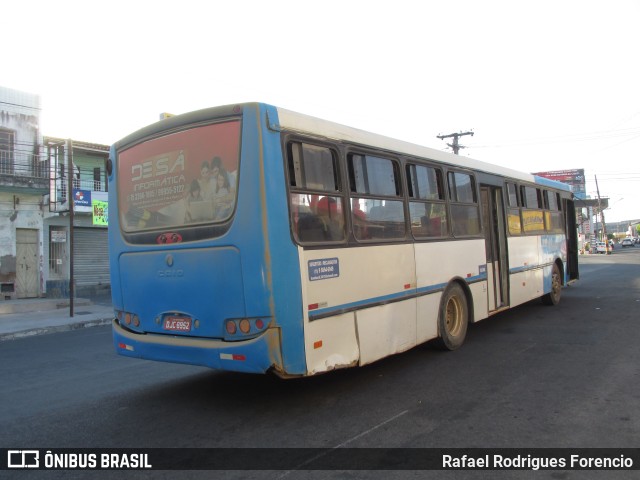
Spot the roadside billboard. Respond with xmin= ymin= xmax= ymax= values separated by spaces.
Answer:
xmin=533 ymin=169 xmax=586 ymax=199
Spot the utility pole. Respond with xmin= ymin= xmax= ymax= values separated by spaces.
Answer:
xmin=437 ymin=131 xmax=474 ymax=155
xmin=67 ymin=139 xmax=75 ymax=316
xmin=594 ymin=175 xmax=610 ymax=255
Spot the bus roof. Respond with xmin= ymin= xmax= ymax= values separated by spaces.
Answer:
xmin=113 ymin=102 xmax=571 ymax=193
xmin=275 ymin=106 xmax=572 ymax=193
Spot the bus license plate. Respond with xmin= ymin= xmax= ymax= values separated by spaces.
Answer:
xmin=163 ymin=316 xmax=192 ymax=332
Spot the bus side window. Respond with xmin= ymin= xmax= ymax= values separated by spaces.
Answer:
xmin=521 ymin=185 xmax=545 ymax=234
xmin=287 ymin=142 xmax=345 ymax=244
xmin=448 ymin=171 xmax=480 ymax=237
xmin=544 ymin=190 xmax=564 ymax=233
xmin=348 ymin=153 xmax=406 ymax=241
xmin=506 ymin=182 xmax=522 ymax=235
xmin=406 ymin=163 xmax=448 ymax=239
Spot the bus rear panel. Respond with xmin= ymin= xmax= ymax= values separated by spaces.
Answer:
xmin=109 ymin=104 xmax=304 ymax=376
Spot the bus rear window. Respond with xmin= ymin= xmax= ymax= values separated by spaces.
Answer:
xmin=117 ymin=120 xmax=241 ymax=233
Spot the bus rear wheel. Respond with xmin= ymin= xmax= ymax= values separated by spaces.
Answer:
xmin=435 ymin=283 xmax=468 ymax=351
xmin=542 ymin=263 xmax=562 ymax=306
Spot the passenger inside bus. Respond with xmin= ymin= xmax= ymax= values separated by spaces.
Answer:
xmin=296 ymin=196 xmax=345 ymax=242
xmin=421 ymin=216 xmax=442 ymax=237
xmin=352 ymin=204 xmax=368 ymax=239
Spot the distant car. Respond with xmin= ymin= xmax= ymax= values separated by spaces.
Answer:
xmin=595 ymin=242 xmax=607 ymax=254
xmin=621 ymin=238 xmax=633 ymax=247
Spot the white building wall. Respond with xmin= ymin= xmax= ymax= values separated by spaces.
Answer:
xmin=1 ymin=86 xmax=45 ymax=299
xmin=0 ymin=86 xmax=42 ymax=158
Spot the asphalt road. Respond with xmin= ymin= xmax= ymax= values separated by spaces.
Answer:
xmin=1 ymin=248 xmax=639 ymax=480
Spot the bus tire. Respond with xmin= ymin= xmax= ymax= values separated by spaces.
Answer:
xmin=542 ymin=263 xmax=562 ymax=306
xmin=435 ymin=283 xmax=468 ymax=351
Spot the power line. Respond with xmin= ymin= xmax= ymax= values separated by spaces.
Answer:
xmin=470 ymin=126 xmax=640 ymax=149
xmin=0 ymin=100 xmax=41 ymax=111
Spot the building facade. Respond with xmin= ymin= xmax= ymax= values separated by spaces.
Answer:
xmin=45 ymin=137 xmax=110 ymax=299
xmin=0 ymin=86 xmax=48 ymax=300
xmin=1 ymin=85 xmax=110 ymax=301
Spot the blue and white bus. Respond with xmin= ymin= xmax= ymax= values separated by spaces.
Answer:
xmin=108 ymin=103 xmax=579 ymax=377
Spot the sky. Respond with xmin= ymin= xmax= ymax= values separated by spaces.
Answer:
xmin=5 ymin=0 xmax=640 ymax=223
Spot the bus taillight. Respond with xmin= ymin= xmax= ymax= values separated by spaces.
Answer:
xmin=223 ymin=318 xmax=270 ymax=340
xmin=116 ymin=310 xmax=141 ymax=329
xmin=225 ymin=320 xmax=237 ymax=335
xmin=239 ymin=319 xmax=251 ymax=334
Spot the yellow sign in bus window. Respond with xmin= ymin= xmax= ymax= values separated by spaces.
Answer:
xmin=522 ymin=209 xmax=544 ymax=233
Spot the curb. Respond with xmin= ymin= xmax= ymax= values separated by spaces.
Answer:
xmin=0 ymin=318 xmax=113 ymax=342
xmin=0 ymin=299 xmax=93 ymax=315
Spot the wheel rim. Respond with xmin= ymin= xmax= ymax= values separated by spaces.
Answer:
xmin=445 ymin=295 xmax=464 ymax=336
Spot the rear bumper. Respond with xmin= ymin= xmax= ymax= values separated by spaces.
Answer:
xmin=112 ymin=320 xmax=282 ymax=374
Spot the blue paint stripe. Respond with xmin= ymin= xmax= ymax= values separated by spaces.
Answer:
xmin=310 ymin=274 xmax=487 ymax=319
xmin=510 ymin=262 xmax=555 ymax=275
xmin=311 ymin=290 xmax=414 ymax=318
xmin=416 ymin=282 xmax=448 ymax=295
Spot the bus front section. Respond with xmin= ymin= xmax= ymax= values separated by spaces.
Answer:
xmin=108 ymin=105 xmax=292 ymax=375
